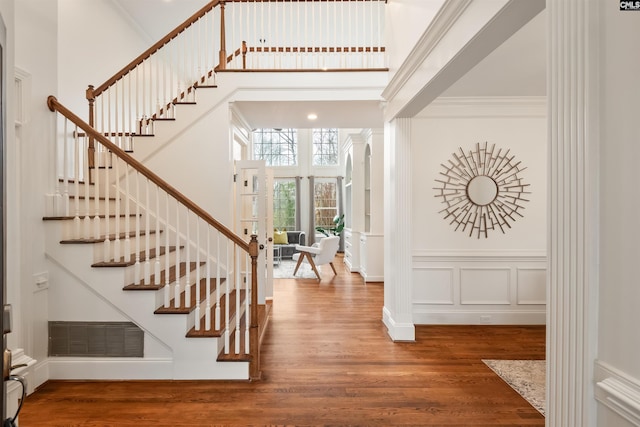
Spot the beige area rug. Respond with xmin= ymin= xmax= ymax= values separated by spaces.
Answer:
xmin=273 ymin=259 xmax=320 ymax=279
xmin=483 ymin=359 xmax=546 ymax=416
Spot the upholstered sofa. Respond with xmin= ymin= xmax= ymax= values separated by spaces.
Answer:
xmin=274 ymin=231 xmax=306 ymax=259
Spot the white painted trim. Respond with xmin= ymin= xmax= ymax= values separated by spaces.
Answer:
xmin=547 ymin=0 xmax=600 ymax=425
xmin=412 ymin=309 xmax=545 ymax=325
xmin=362 ymin=275 xmax=384 ymax=283
xmin=595 ymin=361 xmax=640 ymax=426
xmin=413 ymin=250 xmax=546 ymax=262
xmin=382 ymin=0 xmax=545 ymax=119
xmin=415 ymin=96 xmax=547 ymax=118
xmin=14 ymin=67 xmax=31 ymax=126
xmin=48 ymin=358 xmax=174 ymax=380
xmin=382 ymin=306 xmax=415 ymax=342
xmin=382 ymin=0 xmax=474 ymax=101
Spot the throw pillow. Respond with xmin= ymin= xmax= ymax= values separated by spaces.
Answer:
xmin=273 ymin=231 xmax=288 ymax=245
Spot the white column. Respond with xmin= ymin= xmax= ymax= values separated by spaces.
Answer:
xmin=547 ymin=0 xmax=599 ymax=425
xmin=383 ymin=118 xmax=414 ymax=341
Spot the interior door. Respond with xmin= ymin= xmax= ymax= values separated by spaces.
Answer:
xmin=0 ymin=13 xmax=7 ymax=422
xmin=234 ymin=160 xmax=273 ymax=303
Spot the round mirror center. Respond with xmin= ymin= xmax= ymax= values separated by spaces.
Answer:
xmin=467 ymin=175 xmax=498 ymax=206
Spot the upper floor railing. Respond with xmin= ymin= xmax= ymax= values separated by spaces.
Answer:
xmin=86 ymin=0 xmax=387 ymax=150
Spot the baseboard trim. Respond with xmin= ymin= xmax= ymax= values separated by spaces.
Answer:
xmin=48 ymin=358 xmax=174 ymax=380
xmin=413 ymin=310 xmax=546 ymax=325
xmin=363 ymin=275 xmax=384 ymax=283
xmin=382 ymin=306 xmax=415 ymax=341
xmin=595 ymin=360 xmax=640 ymax=426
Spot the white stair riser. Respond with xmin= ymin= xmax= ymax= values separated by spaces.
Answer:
xmin=44 ymin=220 xmax=249 ymax=379
xmin=58 ymin=215 xmax=154 ymax=239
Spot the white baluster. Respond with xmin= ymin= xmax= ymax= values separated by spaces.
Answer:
xmin=93 ymin=137 xmax=101 ymax=241
xmin=215 ymin=232 xmax=221 ymax=330
xmin=164 ymin=192 xmax=171 ymax=308
xmin=245 ymin=253 xmax=250 ymax=353
xmin=224 ymin=240 xmax=230 ymax=354
xmin=83 ymin=136 xmax=91 ymax=238
xmin=134 ymin=172 xmax=141 ymax=285
xmin=73 ymin=125 xmax=81 ymax=238
xmin=62 ymin=119 xmax=70 ymax=217
xmin=206 ymin=227 xmax=212 ymax=331
xmin=154 ymin=186 xmax=161 ymax=285
xmin=185 ymin=210 xmax=191 ymax=308
xmin=123 ymin=164 xmax=131 ymax=263
xmin=114 ymin=80 xmax=119 ymax=149
xmin=135 ymin=66 xmax=140 ymax=134
xmin=103 ymin=96 xmax=111 ymax=259
xmin=113 ymin=158 xmax=121 ymax=262
xmin=174 ymin=203 xmax=181 ymax=307
xmin=121 ymin=78 xmax=126 ymax=150
xmin=144 ymin=177 xmax=151 ymax=284
xmin=194 ymin=219 xmax=200 ymax=330
xmin=235 ymin=245 xmax=241 ymax=355
xmin=127 ymin=74 xmax=132 ymax=151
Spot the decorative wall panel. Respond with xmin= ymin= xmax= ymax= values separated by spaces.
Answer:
xmin=516 ymin=268 xmax=546 ymax=305
xmin=460 ymin=267 xmax=510 ymax=305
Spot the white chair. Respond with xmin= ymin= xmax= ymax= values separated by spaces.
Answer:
xmin=292 ymin=236 xmax=340 ymax=280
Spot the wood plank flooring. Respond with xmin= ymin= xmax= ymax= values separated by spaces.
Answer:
xmin=20 ymin=256 xmax=545 ymax=426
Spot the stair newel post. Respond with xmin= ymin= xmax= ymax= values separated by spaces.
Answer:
xmin=86 ymin=85 xmax=95 ymax=170
xmin=242 ymin=40 xmax=247 ymax=70
xmin=218 ymin=1 xmax=227 ymax=70
xmin=248 ymin=234 xmax=261 ymax=380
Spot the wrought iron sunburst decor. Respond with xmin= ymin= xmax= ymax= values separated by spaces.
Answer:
xmin=434 ymin=142 xmax=530 ymax=238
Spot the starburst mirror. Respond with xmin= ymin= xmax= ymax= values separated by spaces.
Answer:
xmin=434 ymin=142 xmax=530 ymax=238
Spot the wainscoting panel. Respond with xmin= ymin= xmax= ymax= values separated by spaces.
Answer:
xmin=516 ymin=268 xmax=546 ymax=305
xmin=412 ymin=252 xmax=546 ymax=325
xmin=412 ymin=268 xmax=454 ymax=305
xmin=460 ymin=268 xmax=510 ymax=305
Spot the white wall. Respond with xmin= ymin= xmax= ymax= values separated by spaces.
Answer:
xmin=411 ymin=97 xmax=546 ymax=324
xmin=384 ymin=0 xmax=445 ymax=78
xmin=596 ymin=1 xmax=640 ymax=424
xmin=58 ymin=0 xmax=149 ymax=121
xmin=14 ymin=0 xmax=58 ymax=388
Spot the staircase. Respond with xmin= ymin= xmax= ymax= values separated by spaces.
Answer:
xmin=44 ymin=97 xmax=264 ymax=380
xmin=42 ymin=0 xmax=386 ymax=381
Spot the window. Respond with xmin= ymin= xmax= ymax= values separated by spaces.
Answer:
xmin=273 ymin=179 xmax=296 ymax=231
xmin=314 ymin=179 xmax=337 ymax=229
xmin=253 ymin=128 xmax=297 ymax=166
xmin=312 ymin=128 xmax=338 ymax=166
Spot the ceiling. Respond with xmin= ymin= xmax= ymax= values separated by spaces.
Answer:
xmin=110 ymin=1 xmax=546 ymax=128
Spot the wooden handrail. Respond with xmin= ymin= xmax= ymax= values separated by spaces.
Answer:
xmin=91 ymin=1 xmax=221 ymax=98
xmin=48 ymin=95 xmax=250 ymax=253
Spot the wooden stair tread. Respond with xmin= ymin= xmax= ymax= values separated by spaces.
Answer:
xmin=123 ymin=261 xmax=204 ymax=290
xmin=92 ymin=246 xmax=180 ymax=267
xmin=186 ymin=289 xmax=245 ymax=338
xmin=60 ymin=229 xmax=159 ymax=244
xmin=154 ymin=277 xmax=225 ymax=314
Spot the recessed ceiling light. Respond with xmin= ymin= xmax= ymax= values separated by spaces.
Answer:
xmin=307 ymin=113 xmax=318 ymax=120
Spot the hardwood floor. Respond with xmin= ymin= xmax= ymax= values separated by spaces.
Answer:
xmin=20 ymin=256 xmax=545 ymax=426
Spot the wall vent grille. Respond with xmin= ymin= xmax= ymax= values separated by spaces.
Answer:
xmin=48 ymin=321 xmax=144 ymax=357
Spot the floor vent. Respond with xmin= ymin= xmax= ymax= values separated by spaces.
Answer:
xmin=48 ymin=321 xmax=144 ymax=357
